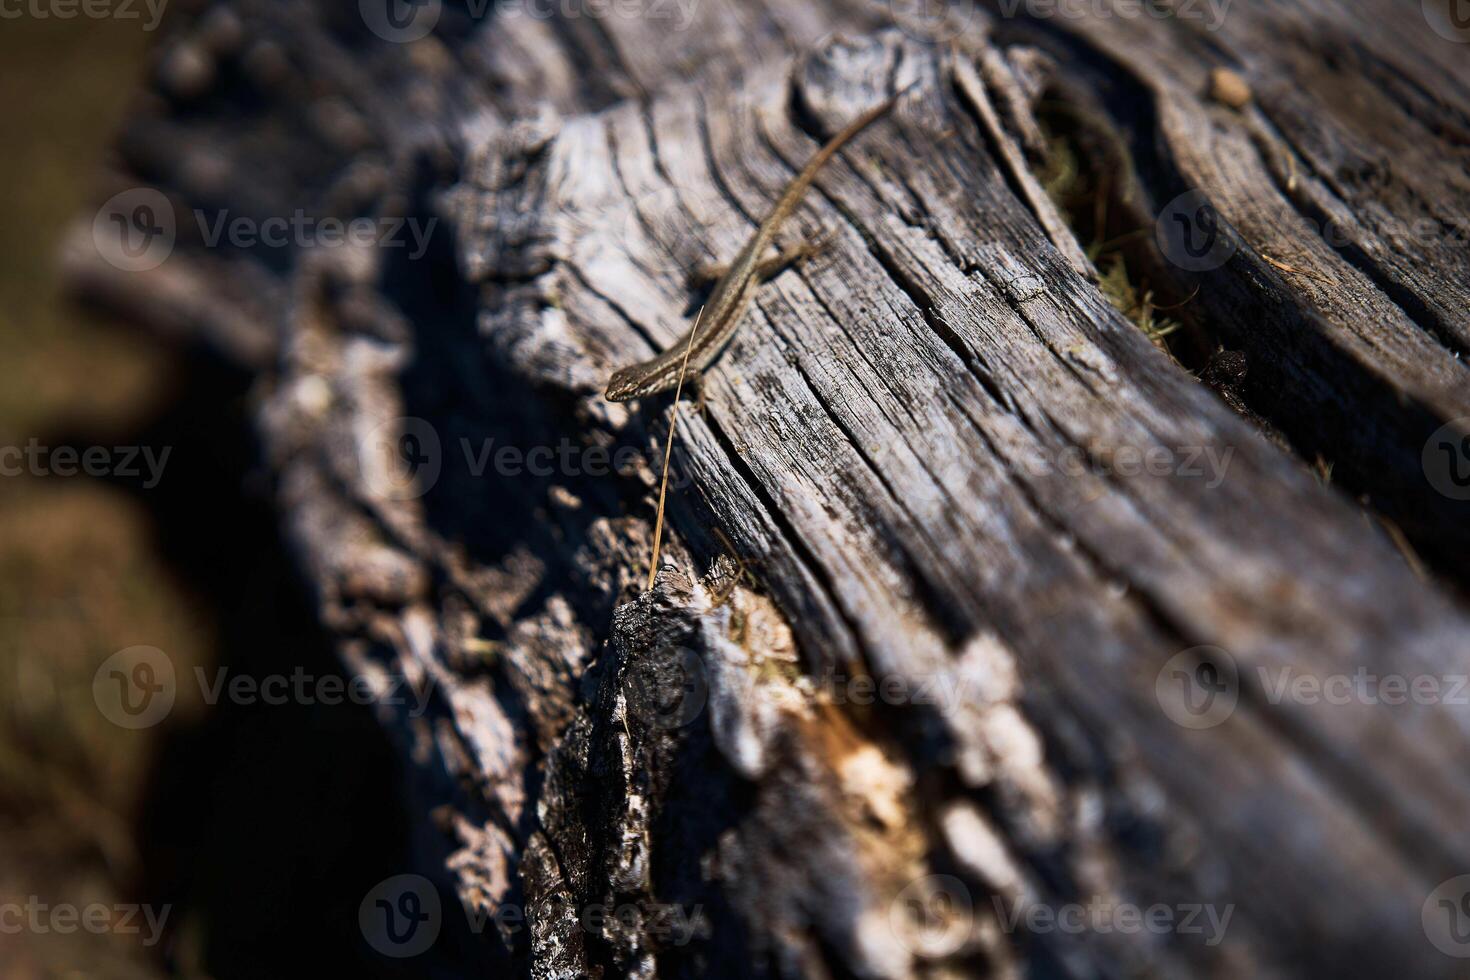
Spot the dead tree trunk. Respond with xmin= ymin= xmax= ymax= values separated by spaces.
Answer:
xmin=70 ymin=0 xmax=1470 ymax=976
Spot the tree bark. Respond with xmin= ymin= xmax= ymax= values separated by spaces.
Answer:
xmin=69 ymin=0 xmax=1470 ymax=976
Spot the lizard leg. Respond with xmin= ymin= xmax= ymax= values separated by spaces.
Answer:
xmin=755 ymin=231 xmax=837 ymax=279
xmin=691 ymin=232 xmax=837 ymax=288
xmin=689 ymin=373 xmax=707 ymax=415
xmin=690 ymin=257 xmax=728 ymax=286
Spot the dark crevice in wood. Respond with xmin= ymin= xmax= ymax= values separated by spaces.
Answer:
xmin=747 ymin=310 xmax=979 ymax=645
xmin=563 ymin=259 xmax=664 ymax=355
xmin=474 ymin=265 xmax=556 ymax=288
xmin=946 ymin=52 xmax=1060 ymax=268
xmin=604 ymin=118 xmax=681 ymax=285
xmin=809 ymin=137 xmax=1028 ymax=421
xmin=970 ymin=262 xmax=1109 ymax=400
xmin=694 ymin=90 xmax=765 ymax=232
xmin=541 ymin=10 xmax=638 ymax=112
xmin=1333 ymin=35 xmax=1470 ymax=146
xmin=584 ymin=11 xmax=646 ymax=101
xmin=1245 ymin=107 xmax=1470 ymax=364
xmin=991 ymin=42 xmax=1470 ymax=593
xmin=697 ymin=411 xmax=876 ymax=677
xmin=1033 ymin=86 xmax=1217 ymax=368
xmin=633 ymin=98 xmax=722 ymax=272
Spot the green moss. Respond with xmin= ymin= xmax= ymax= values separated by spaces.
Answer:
xmin=1037 ymin=119 xmax=1184 ymax=352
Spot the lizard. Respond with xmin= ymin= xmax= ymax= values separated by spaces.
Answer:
xmin=603 ymin=86 xmax=909 ymax=402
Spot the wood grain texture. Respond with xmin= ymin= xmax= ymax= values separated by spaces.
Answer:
xmin=68 ymin=0 xmax=1470 ymax=976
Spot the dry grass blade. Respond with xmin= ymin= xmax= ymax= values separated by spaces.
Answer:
xmin=646 ymin=304 xmax=707 ymax=592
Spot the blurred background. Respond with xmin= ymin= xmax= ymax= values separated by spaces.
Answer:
xmin=0 ymin=12 xmax=413 ymax=978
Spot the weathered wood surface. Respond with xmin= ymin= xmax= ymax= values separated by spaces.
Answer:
xmin=69 ymin=0 xmax=1470 ymax=976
